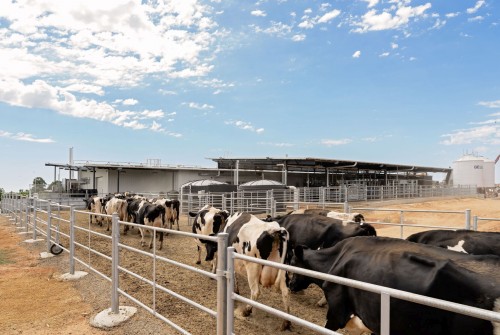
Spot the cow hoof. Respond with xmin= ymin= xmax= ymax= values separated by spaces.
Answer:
xmin=280 ymin=320 xmax=292 ymax=331
xmin=242 ymin=308 xmax=252 ymax=317
xmin=196 ymin=261 xmax=201 ymax=265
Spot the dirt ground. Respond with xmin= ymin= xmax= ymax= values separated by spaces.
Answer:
xmin=0 ymin=197 xmax=498 ymax=335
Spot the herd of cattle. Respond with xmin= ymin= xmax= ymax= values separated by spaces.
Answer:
xmin=83 ymin=193 xmax=179 ymax=250
xmin=84 ymin=194 xmax=500 ymax=335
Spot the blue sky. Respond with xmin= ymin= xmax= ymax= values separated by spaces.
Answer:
xmin=1 ymin=0 xmax=499 ymax=192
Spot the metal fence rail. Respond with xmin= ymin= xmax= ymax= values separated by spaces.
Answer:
xmin=228 ymin=250 xmax=500 ymax=335
xmin=1 ymin=195 xmax=499 ymax=335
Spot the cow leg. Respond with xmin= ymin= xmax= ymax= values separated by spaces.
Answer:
xmin=317 ymin=295 xmax=327 ymax=307
xmin=242 ymin=262 xmax=262 ymax=317
xmin=196 ymin=245 xmax=202 ymax=264
xmin=342 ymin=316 xmax=373 ymax=335
xmin=276 ymin=269 xmax=291 ymax=331
xmin=139 ymin=227 xmax=145 ymax=247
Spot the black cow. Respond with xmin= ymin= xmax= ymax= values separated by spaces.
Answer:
xmin=407 ymin=229 xmax=500 ymax=256
xmin=189 ymin=205 xmax=229 ymax=273
xmin=289 ymin=236 xmax=500 ymax=335
xmin=137 ymin=203 xmax=166 ymax=250
xmin=276 ymin=214 xmax=376 ymax=250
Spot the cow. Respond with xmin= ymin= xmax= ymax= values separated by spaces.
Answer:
xmin=406 ymin=229 xmax=500 ymax=256
xmin=276 ymin=213 xmax=376 ymax=306
xmin=83 ymin=196 xmax=104 ymax=226
xmin=224 ymin=212 xmax=291 ymax=331
xmin=289 ymin=236 xmax=500 ymax=335
xmin=137 ymin=202 xmax=166 ymax=250
xmin=154 ymin=198 xmax=181 ymax=231
xmin=276 ymin=214 xmax=376 ymax=250
xmin=188 ymin=205 xmax=229 ymax=273
xmin=289 ymin=208 xmax=366 ymax=224
xmin=171 ymin=199 xmax=180 ymax=230
xmin=105 ymin=197 xmax=128 ymax=233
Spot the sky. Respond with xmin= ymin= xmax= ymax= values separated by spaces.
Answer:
xmin=0 ymin=0 xmax=499 ymax=192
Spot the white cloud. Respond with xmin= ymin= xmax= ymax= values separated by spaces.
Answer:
xmin=321 ymin=139 xmax=352 ymax=146
xmin=185 ymin=102 xmax=214 ymax=110
xmin=353 ymin=3 xmax=432 ymax=32
xmin=225 ymin=120 xmax=264 ymax=133
xmin=364 ymin=0 xmax=379 ymax=8
xmin=379 ymin=52 xmax=390 ymax=57
xmin=467 ymin=1 xmax=485 ymax=14
xmin=251 ymin=10 xmax=267 ymax=17
xmin=352 ymin=50 xmax=361 ymax=58
xmin=292 ymin=34 xmax=306 ymax=42
xmin=441 ymin=125 xmax=499 ymax=145
xmin=391 ymin=42 xmax=399 ymax=49
xmin=0 ymin=78 xmax=174 ymax=134
xmin=468 ymin=16 xmax=484 ymax=22
xmin=122 ymin=99 xmax=138 ymax=106
xmin=258 ymin=142 xmax=293 ymax=147
xmin=317 ymin=10 xmax=341 ymax=24
xmin=446 ymin=12 xmax=460 ymax=18
xmin=0 ymin=130 xmax=54 ymax=143
xmin=252 ymin=21 xmax=293 ymax=38
xmin=0 ymin=0 xmax=220 ymax=134
xmin=478 ymin=100 xmax=500 ymax=108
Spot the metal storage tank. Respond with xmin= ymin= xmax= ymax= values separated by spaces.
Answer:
xmin=451 ymin=154 xmax=495 ymax=188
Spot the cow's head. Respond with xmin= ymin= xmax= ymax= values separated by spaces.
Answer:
xmin=83 ymin=197 xmax=94 ymax=210
xmin=190 ymin=206 xmax=229 ymax=262
xmin=288 ymin=245 xmax=314 ymax=292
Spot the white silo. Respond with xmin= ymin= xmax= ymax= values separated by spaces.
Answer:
xmin=451 ymin=154 xmax=495 ymax=188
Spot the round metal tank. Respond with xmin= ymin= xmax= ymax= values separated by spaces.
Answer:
xmin=452 ymin=155 xmax=495 ymax=188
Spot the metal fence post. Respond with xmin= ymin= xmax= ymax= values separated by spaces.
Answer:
xmin=343 ymin=201 xmax=349 ymax=213
xmin=25 ymin=198 xmax=30 ymax=233
xmin=380 ymin=292 xmax=390 ymax=335
xmin=69 ymin=205 xmax=76 ymax=275
xmin=465 ymin=209 xmax=471 ymax=230
xmin=46 ymin=203 xmax=52 ymax=253
xmin=32 ymin=198 xmax=38 ymax=240
xmin=217 ymin=233 xmax=228 ymax=335
xmin=111 ymin=213 xmax=120 ymax=314
xmin=399 ymin=210 xmax=404 ymax=239
xmin=226 ymin=247 xmax=235 ymax=335
xmin=473 ymin=215 xmax=478 ymax=231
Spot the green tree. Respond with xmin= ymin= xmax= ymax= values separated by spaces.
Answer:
xmin=47 ymin=180 xmax=63 ymax=192
xmin=31 ymin=177 xmax=47 ymax=193
xmin=0 ymin=187 xmax=4 ymax=200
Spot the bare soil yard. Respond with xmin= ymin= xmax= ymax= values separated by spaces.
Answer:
xmin=0 ymin=197 xmax=498 ymax=335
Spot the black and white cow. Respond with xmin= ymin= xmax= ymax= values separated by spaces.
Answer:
xmin=224 ymin=212 xmax=291 ymax=331
xmin=189 ymin=205 xmax=229 ymax=273
xmin=137 ymin=202 xmax=166 ymax=250
xmin=406 ymin=229 xmax=500 ymax=256
xmin=289 ymin=208 xmax=366 ymax=224
xmin=83 ymin=196 xmax=104 ymax=226
xmin=105 ymin=197 xmax=128 ymax=233
xmin=171 ymin=199 xmax=180 ymax=230
xmin=289 ymin=236 xmax=500 ymax=335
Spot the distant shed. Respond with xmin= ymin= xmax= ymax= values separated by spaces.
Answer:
xmin=239 ymin=179 xmax=288 ymax=190
xmin=181 ymin=179 xmax=237 ymax=193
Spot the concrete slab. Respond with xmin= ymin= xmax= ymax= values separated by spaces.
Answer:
xmin=58 ymin=271 xmax=88 ymax=281
xmin=40 ymin=252 xmax=55 ymax=259
xmin=24 ymin=238 xmax=44 ymax=243
xmin=90 ymin=307 xmax=137 ymax=329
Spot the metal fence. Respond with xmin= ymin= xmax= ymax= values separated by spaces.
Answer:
xmin=1 ymin=195 xmax=499 ymax=335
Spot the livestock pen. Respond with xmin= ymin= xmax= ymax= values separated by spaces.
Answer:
xmin=1 ymin=195 xmax=499 ymax=334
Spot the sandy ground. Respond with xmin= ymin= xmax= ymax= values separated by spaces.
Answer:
xmin=0 ymin=197 xmax=498 ymax=335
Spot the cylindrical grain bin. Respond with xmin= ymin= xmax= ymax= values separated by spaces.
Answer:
xmin=451 ymin=154 xmax=495 ymax=188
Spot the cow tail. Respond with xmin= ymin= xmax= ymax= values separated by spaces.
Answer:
xmin=275 ymin=228 xmax=289 ymax=290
